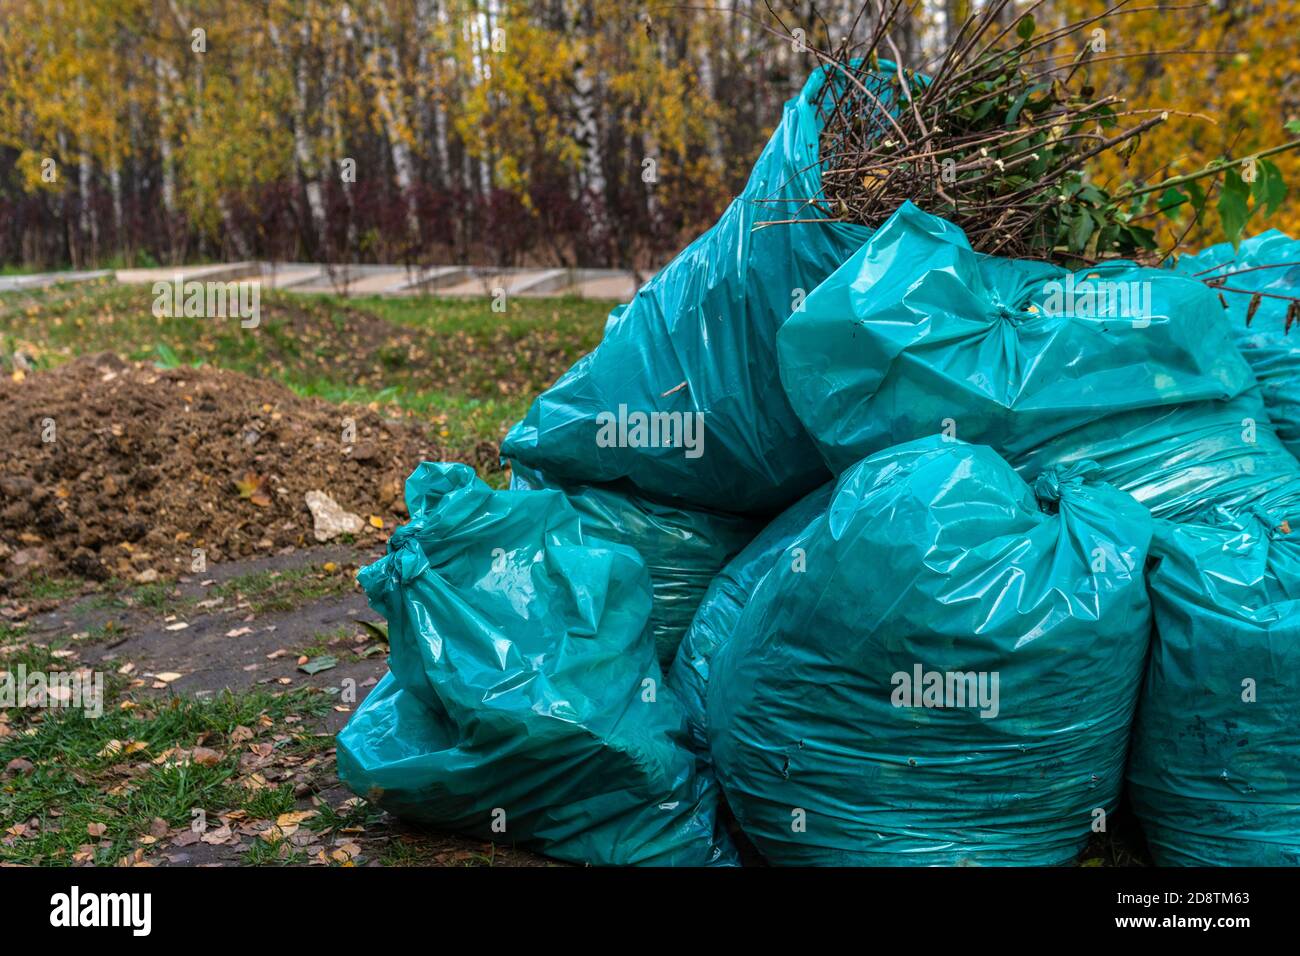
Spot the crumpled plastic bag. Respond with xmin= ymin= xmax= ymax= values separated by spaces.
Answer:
xmin=501 ymin=67 xmax=885 ymax=515
xmin=668 ymin=483 xmax=831 ymax=767
xmin=778 ymin=201 xmax=1300 ymax=521
xmin=1128 ymin=506 xmax=1300 ymax=866
xmin=508 ymin=461 xmax=760 ymax=667
xmin=1173 ymin=230 xmax=1300 ymax=459
xmin=708 ymin=437 xmax=1153 ymax=865
xmin=337 ymin=462 xmax=735 ymax=866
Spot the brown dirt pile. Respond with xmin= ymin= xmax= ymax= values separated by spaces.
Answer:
xmin=0 ymin=353 xmax=494 ymax=586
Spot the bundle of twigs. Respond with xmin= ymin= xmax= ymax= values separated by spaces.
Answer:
xmin=779 ymin=0 xmax=1170 ymax=259
xmin=748 ymin=0 xmax=1300 ymax=319
xmin=752 ymin=0 xmax=1294 ymax=269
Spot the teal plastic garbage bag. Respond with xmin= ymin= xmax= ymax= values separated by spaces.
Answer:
xmin=707 ymin=437 xmax=1154 ymax=865
xmin=667 ymin=483 xmax=832 ymax=767
xmin=500 ymin=66 xmax=882 ymax=515
xmin=1128 ymin=507 xmax=1300 ymax=866
xmin=507 ymin=461 xmax=760 ymax=667
xmin=1174 ymin=230 xmax=1300 ymax=458
xmin=778 ymin=201 xmax=1300 ymax=521
xmin=337 ymin=462 xmax=736 ymax=866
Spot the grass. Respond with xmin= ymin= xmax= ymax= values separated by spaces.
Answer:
xmin=308 ymin=795 xmax=383 ymax=834
xmin=290 ymin=379 xmax=530 ymax=463
xmin=213 ymin=564 xmax=357 ymax=614
xmin=242 ymin=838 xmax=309 ymax=866
xmin=0 ymin=686 xmax=332 ymax=865
xmin=298 ymin=625 xmax=372 ymax=665
xmin=90 ymin=579 xmax=181 ymax=612
xmin=0 ymin=622 xmax=62 ymax=676
xmin=122 ymin=580 xmax=179 ymax=611
xmin=88 ymin=568 xmax=354 ymax=617
xmin=0 ymin=621 xmax=128 ymax=679
xmin=0 ymin=281 xmax=612 ymax=456
xmin=10 ymin=574 xmax=83 ymax=603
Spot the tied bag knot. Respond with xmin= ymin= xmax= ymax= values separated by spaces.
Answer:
xmin=1033 ymin=459 xmax=1104 ymax=506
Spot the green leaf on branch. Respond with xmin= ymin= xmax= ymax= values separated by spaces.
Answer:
xmin=1123 ymin=223 xmax=1158 ymax=251
xmin=1068 ymin=211 xmax=1094 ymax=251
xmin=1077 ymin=184 xmax=1106 ymax=205
xmin=1156 ymin=187 xmax=1189 ymax=216
xmin=1005 ymin=89 xmax=1030 ymax=125
xmin=1252 ymin=158 xmax=1287 ymax=216
xmin=1218 ymin=167 xmax=1253 ymax=248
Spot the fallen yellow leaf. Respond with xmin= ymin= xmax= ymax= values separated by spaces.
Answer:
xmin=276 ymin=810 xmax=318 ymax=828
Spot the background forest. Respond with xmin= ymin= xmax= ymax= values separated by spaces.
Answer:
xmin=1 ymin=0 xmax=1298 ymax=271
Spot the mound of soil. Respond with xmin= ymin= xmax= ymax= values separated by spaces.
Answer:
xmin=0 ymin=353 xmax=495 ymax=587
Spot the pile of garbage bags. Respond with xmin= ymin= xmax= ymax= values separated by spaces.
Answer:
xmin=339 ymin=67 xmax=1300 ymax=866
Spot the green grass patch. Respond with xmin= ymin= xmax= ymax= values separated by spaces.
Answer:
xmin=90 ymin=578 xmax=182 ymax=612
xmin=297 ymin=625 xmax=361 ymax=662
xmin=213 ymin=564 xmax=356 ymax=614
xmin=1 ymin=622 xmax=128 ymax=697
xmin=10 ymin=574 xmax=83 ymax=603
xmin=242 ymin=837 xmax=308 ymax=866
xmin=0 ymin=635 xmax=63 ymax=676
xmin=0 ymin=623 xmax=28 ymax=648
xmin=0 ymin=687 xmax=331 ymax=865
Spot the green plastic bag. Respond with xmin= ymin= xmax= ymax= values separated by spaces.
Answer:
xmin=707 ymin=437 xmax=1154 ymax=865
xmin=778 ymin=203 xmax=1300 ymax=865
xmin=337 ymin=462 xmax=735 ymax=866
xmin=1174 ymin=230 xmax=1300 ymax=459
xmin=508 ymin=462 xmax=760 ymax=667
xmin=501 ymin=67 xmax=882 ymax=515
xmin=778 ymin=201 xmax=1300 ymax=521
xmin=1128 ymin=508 xmax=1300 ymax=866
xmin=667 ymin=484 xmax=831 ymax=767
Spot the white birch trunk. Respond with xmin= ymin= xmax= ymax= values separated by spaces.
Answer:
xmin=153 ymin=59 xmax=177 ymax=220
xmin=297 ymin=17 xmax=328 ymax=248
xmin=361 ymin=0 xmax=421 ymax=243
xmin=570 ymin=2 xmax=610 ymax=248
